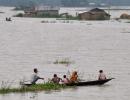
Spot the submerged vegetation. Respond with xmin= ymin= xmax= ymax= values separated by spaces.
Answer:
xmin=53 ymin=58 xmax=73 ymax=65
xmin=14 ymin=13 xmax=79 ymax=20
xmin=0 ymin=82 xmax=67 ymax=94
xmin=14 ymin=13 xmax=24 ymax=17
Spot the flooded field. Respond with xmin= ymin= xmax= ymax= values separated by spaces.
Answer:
xmin=0 ymin=7 xmax=130 ymax=100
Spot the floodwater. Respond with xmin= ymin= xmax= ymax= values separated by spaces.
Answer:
xmin=0 ymin=7 xmax=130 ymax=100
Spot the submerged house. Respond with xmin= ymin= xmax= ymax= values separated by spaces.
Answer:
xmin=120 ymin=13 xmax=130 ymax=19
xmin=78 ymin=8 xmax=110 ymax=20
xmin=24 ymin=10 xmax=36 ymax=17
xmin=24 ymin=6 xmax=60 ymax=17
xmin=35 ymin=6 xmax=60 ymax=16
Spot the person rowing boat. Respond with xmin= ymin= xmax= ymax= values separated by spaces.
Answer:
xmin=30 ymin=68 xmax=44 ymax=84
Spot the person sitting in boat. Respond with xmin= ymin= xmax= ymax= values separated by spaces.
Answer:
xmin=31 ymin=68 xmax=44 ymax=84
xmin=51 ymin=74 xmax=61 ymax=84
xmin=61 ymin=75 xmax=70 ymax=84
xmin=70 ymin=71 xmax=78 ymax=83
xmin=98 ymin=70 xmax=107 ymax=80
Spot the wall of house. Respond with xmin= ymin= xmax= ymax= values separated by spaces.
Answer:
xmin=79 ymin=12 xmax=110 ymax=20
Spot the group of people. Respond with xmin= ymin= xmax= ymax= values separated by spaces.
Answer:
xmin=6 ymin=17 xmax=12 ymax=21
xmin=30 ymin=68 xmax=106 ymax=85
xmin=51 ymin=71 xmax=78 ymax=84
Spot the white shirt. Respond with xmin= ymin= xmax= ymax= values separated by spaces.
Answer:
xmin=98 ymin=73 xmax=106 ymax=80
xmin=31 ymin=73 xmax=40 ymax=83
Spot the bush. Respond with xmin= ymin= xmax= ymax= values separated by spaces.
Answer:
xmin=15 ymin=13 xmax=24 ymax=17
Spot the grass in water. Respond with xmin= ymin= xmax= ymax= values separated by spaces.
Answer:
xmin=0 ymin=82 xmax=67 ymax=94
xmin=53 ymin=58 xmax=73 ymax=65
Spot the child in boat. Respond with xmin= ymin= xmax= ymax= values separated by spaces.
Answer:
xmin=98 ymin=70 xmax=107 ymax=80
xmin=70 ymin=71 xmax=78 ymax=83
xmin=61 ymin=75 xmax=70 ymax=84
xmin=51 ymin=74 xmax=61 ymax=84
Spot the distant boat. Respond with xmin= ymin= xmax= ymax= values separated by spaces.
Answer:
xmin=6 ymin=17 xmax=12 ymax=21
xmin=0 ymin=11 xmax=4 ymax=13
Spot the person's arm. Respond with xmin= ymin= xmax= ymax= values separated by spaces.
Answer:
xmin=38 ymin=77 xmax=44 ymax=80
xmin=39 ymin=77 xmax=44 ymax=80
xmin=98 ymin=74 xmax=101 ymax=80
xmin=104 ymin=74 xmax=107 ymax=79
xmin=37 ymin=75 xmax=44 ymax=80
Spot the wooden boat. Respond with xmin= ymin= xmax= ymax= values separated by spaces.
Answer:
xmin=22 ymin=78 xmax=114 ymax=87
xmin=66 ymin=78 xmax=114 ymax=86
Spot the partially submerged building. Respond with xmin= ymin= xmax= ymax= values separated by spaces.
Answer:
xmin=35 ymin=6 xmax=59 ymax=16
xmin=24 ymin=6 xmax=60 ymax=17
xmin=78 ymin=8 xmax=110 ymax=20
xmin=120 ymin=13 xmax=130 ymax=19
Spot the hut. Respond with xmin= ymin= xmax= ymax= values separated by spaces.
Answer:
xmin=78 ymin=8 xmax=110 ymax=20
xmin=120 ymin=13 xmax=130 ymax=19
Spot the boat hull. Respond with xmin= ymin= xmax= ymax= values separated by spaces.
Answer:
xmin=22 ymin=78 xmax=114 ymax=87
xmin=66 ymin=78 xmax=114 ymax=86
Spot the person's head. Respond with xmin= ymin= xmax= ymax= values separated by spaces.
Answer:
xmin=54 ymin=74 xmax=57 ymax=77
xmin=74 ymin=71 xmax=77 ymax=75
xmin=99 ymin=70 xmax=103 ymax=73
xmin=34 ymin=68 xmax=38 ymax=73
xmin=72 ymin=71 xmax=77 ymax=75
xmin=63 ymin=75 xmax=66 ymax=78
